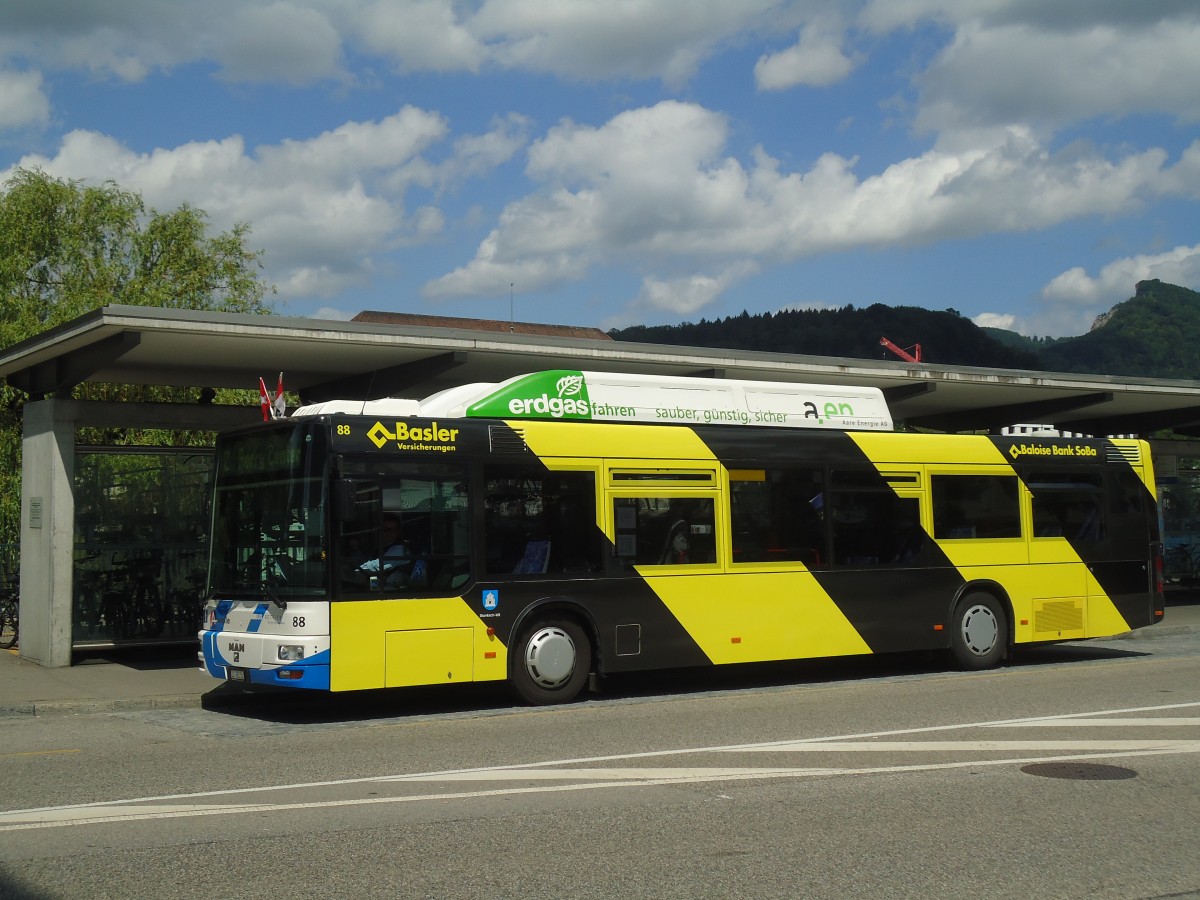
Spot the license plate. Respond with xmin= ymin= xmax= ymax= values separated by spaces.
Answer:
xmin=227 ymin=667 xmax=247 ymax=683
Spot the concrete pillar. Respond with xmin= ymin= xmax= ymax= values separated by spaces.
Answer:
xmin=19 ymin=399 xmax=75 ymax=667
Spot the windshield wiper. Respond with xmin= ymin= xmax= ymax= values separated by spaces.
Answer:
xmin=263 ymin=576 xmax=288 ymax=612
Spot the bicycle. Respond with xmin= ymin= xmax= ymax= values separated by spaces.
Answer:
xmin=0 ymin=589 xmax=17 ymax=650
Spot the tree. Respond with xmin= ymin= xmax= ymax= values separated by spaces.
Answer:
xmin=0 ymin=168 xmax=275 ymax=546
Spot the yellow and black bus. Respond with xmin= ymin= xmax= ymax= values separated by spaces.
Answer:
xmin=199 ymin=370 xmax=1164 ymax=704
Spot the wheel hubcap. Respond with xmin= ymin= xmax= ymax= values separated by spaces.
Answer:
xmin=524 ymin=626 xmax=576 ymax=688
xmin=961 ymin=605 xmax=999 ymax=656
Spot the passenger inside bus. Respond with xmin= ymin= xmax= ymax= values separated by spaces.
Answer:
xmin=357 ymin=512 xmax=414 ymax=588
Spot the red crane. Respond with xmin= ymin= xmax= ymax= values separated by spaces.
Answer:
xmin=880 ymin=337 xmax=922 ymax=363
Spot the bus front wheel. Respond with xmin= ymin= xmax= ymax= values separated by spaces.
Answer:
xmin=950 ymin=593 xmax=1006 ymax=670
xmin=511 ymin=618 xmax=591 ymax=705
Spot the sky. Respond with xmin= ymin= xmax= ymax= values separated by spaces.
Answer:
xmin=1 ymin=1 xmax=1198 ymax=338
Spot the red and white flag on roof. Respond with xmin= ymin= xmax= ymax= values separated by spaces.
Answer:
xmin=259 ymin=372 xmax=285 ymax=420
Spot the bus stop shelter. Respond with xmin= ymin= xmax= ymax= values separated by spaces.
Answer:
xmin=4 ymin=304 xmax=1200 ymax=667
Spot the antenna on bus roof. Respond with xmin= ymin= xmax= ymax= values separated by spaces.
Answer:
xmin=361 ymin=368 xmax=377 ymax=416
xmin=510 ymin=282 xmax=515 ymax=333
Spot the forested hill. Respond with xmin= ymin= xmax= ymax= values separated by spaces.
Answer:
xmin=610 ymin=303 xmax=1043 ymax=370
xmin=608 ymin=280 xmax=1200 ymax=378
xmin=1033 ymin=280 xmax=1200 ymax=378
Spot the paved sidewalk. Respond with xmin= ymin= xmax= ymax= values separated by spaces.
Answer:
xmin=2 ymin=603 xmax=1198 ymax=717
xmin=0 ymin=644 xmax=241 ymax=717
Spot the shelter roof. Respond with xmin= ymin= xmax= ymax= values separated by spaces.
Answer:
xmin=2 ymin=304 xmax=1199 ymax=436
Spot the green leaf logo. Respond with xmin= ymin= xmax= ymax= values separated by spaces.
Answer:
xmin=556 ymin=374 xmax=584 ymax=397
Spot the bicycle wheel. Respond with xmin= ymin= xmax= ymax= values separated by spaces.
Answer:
xmin=0 ymin=597 xmax=17 ymax=649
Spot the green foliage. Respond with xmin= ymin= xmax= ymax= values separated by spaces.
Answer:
xmin=612 ymin=303 xmax=1043 ymax=369
xmin=0 ymin=168 xmax=275 ymax=545
xmin=612 ymin=281 xmax=1200 ymax=380
xmin=0 ymin=168 xmax=271 ymax=339
xmin=1040 ymin=280 xmax=1200 ymax=378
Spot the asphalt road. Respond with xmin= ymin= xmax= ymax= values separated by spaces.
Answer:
xmin=3 ymin=633 xmax=1199 ymax=900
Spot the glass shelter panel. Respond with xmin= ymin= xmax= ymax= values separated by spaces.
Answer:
xmin=1158 ymin=466 xmax=1200 ymax=593
xmin=73 ymin=448 xmax=212 ymax=645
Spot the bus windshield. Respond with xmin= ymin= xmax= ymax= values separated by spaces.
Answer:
xmin=208 ymin=423 xmax=329 ymax=598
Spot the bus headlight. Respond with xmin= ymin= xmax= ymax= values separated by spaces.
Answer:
xmin=277 ymin=645 xmax=305 ymax=661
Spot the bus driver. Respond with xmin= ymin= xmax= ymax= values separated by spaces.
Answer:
xmin=357 ymin=513 xmax=413 ymax=588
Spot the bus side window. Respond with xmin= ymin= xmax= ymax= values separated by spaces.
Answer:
xmin=613 ymin=496 xmax=716 ymax=568
xmin=932 ymin=474 xmax=1021 ymax=540
xmin=484 ymin=466 xmax=600 ymax=576
xmin=334 ymin=463 xmax=471 ymax=595
xmin=829 ymin=489 xmax=922 ymax=566
xmin=729 ymin=468 xmax=824 ymax=566
xmin=1029 ymin=474 xmax=1105 ymax=543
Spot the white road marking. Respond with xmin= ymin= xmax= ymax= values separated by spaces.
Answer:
xmin=401 ymin=766 xmax=829 ymax=781
xmin=4 ymin=700 xmax=1198 ymax=833
xmin=0 ymin=803 xmax=264 ymax=827
xmin=4 ymin=746 xmax=1197 ymax=833
xmin=990 ymin=718 xmax=1200 ymax=727
xmin=734 ymin=740 xmax=1200 ymax=753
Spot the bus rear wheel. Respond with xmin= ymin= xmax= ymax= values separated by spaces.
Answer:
xmin=950 ymin=593 xmax=1006 ymax=670
xmin=511 ymin=618 xmax=591 ymax=705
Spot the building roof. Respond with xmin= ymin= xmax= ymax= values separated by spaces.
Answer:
xmin=1 ymin=304 xmax=1199 ymax=436
xmin=352 ymin=310 xmax=612 ymax=341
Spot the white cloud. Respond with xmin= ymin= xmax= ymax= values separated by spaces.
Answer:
xmin=2 ymin=107 xmax=523 ymax=300
xmin=470 ymin=0 xmax=782 ymax=86
xmin=0 ymin=1 xmax=346 ymax=85
xmin=311 ymin=306 xmax=356 ymax=321
xmin=860 ymin=0 xmax=1199 ymax=34
xmin=0 ymin=69 xmax=49 ymax=129
xmin=430 ymin=114 xmax=530 ymax=189
xmin=979 ymin=243 xmax=1200 ymax=337
xmin=635 ymin=262 xmax=760 ymax=316
xmin=349 ymin=0 xmax=484 ymax=73
xmin=1042 ymin=244 xmax=1200 ymax=307
xmin=914 ymin=19 xmax=1200 ymax=136
xmin=856 ymin=1 xmax=1200 ymax=137
xmin=2 ymin=0 xmax=1197 ymax=327
xmin=2 ymin=0 xmax=1196 ymax=133
xmin=972 ymin=312 xmax=1015 ymax=330
xmin=754 ymin=21 xmax=855 ymax=90
xmin=0 ymin=0 xmax=796 ymax=90
xmin=426 ymin=101 xmax=1189 ymax=316
xmin=1157 ymin=139 xmax=1200 ymax=200
xmin=215 ymin=3 xmax=345 ymax=84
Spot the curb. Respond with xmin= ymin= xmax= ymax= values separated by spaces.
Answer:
xmin=1111 ymin=623 xmax=1198 ymax=640
xmin=0 ymin=694 xmax=206 ymax=718
xmin=0 ymin=686 xmax=285 ymax=718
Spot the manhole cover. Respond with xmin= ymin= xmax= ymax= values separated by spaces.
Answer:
xmin=1020 ymin=762 xmax=1137 ymax=781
